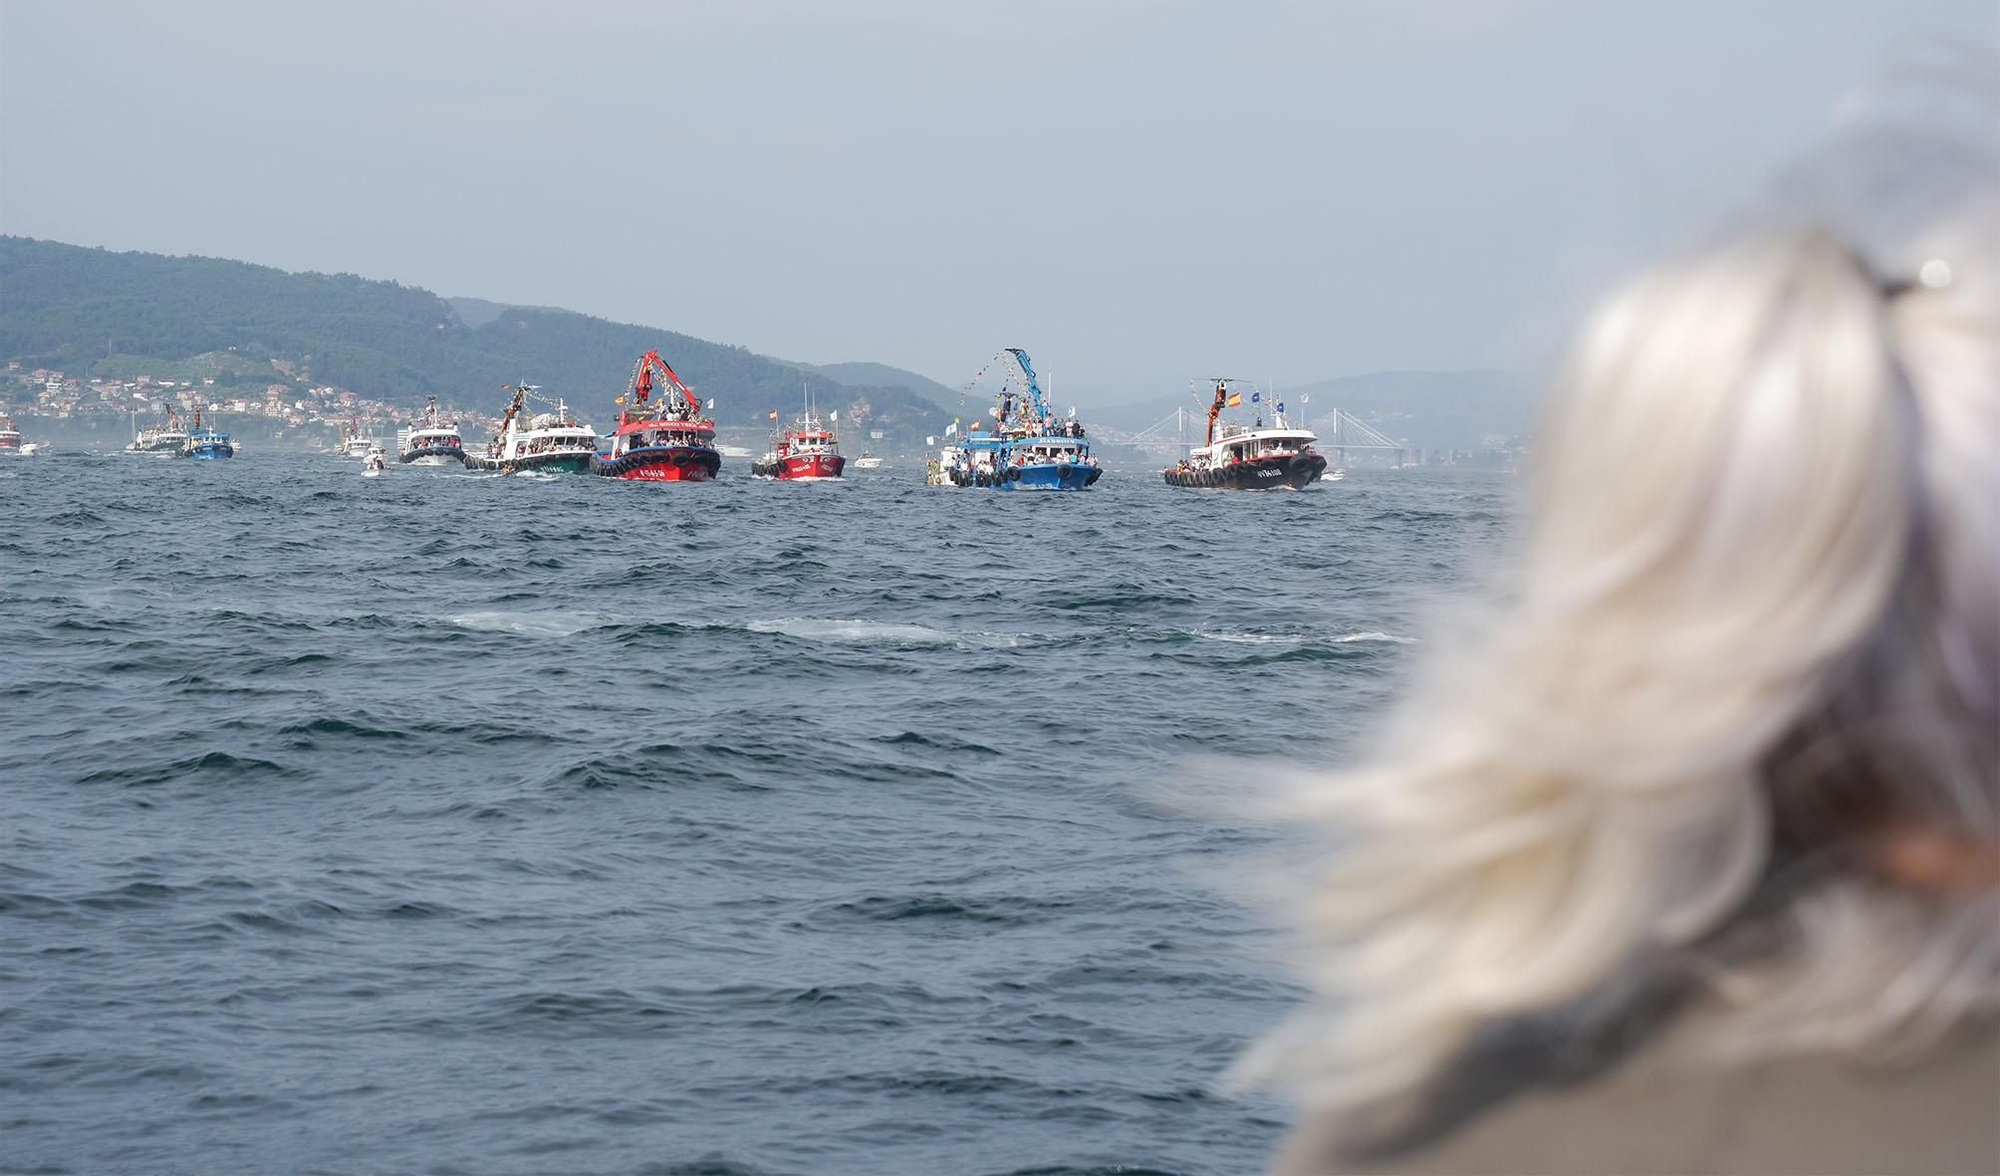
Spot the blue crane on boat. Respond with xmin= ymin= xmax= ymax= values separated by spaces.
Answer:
xmin=1002 ymin=348 xmax=1053 ymax=430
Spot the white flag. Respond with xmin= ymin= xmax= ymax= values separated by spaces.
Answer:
xmin=706 ymin=398 xmax=715 ymax=409
xmin=945 ymin=420 xmax=959 ymax=436
xmin=1068 ymin=405 xmax=1077 ymax=418
xmin=831 ymin=410 xmax=839 ymax=421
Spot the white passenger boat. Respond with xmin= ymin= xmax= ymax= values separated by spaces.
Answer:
xmin=465 ymin=383 xmax=597 ymax=475
xmin=397 ymin=397 xmax=467 ymax=466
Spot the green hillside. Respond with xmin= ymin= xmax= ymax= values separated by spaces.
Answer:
xmin=0 ymin=237 xmax=950 ymax=443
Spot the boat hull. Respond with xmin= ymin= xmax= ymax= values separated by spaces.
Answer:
xmin=1001 ymin=461 xmax=1102 ymax=491
xmin=466 ymin=451 xmax=594 ymax=475
xmin=400 ymin=447 xmax=468 ymax=467
xmin=751 ymin=452 xmax=845 ymax=480
xmin=591 ymin=446 xmax=721 ymax=481
xmin=1164 ymin=453 xmax=1326 ymax=490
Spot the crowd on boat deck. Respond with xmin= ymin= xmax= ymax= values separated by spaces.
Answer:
xmin=637 ymin=429 xmax=711 ymax=448
xmin=1006 ymin=447 xmax=1098 ymax=468
xmin=492 ymin=434 xmax=595 ymax=456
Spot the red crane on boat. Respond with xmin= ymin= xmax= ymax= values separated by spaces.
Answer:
xmin=1204 ymin=379 xmax=1229 ymax=446
xmin=629 ymin=349 xmax=699 ymax=414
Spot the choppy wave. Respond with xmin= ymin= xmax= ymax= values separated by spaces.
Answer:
xmin=0 ymin=453 xmax=1510 ymax=1175
xmin=745 ymin=617 xmax=1024 ymax=648
xmin=447 ymin=609 xmax=615 ymax=636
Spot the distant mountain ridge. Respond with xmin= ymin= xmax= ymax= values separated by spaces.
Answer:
xmin=444 ymin=296 xmax=575 ymax=331
xmin=790 ymin=360 xmax=962 ymax=411
xmin=0 ymin=237 xmax=950 ymax=442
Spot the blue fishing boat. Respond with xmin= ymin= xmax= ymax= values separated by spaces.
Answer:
xmin=925 ymin=348 xmax=1101 ymax=490
xmin=177 ymin=410 xmax=235 ymax=460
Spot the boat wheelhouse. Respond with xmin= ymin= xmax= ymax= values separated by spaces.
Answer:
xmin=466 ymin=383 xmax=597 ymax=475
xmin=1163 ymin=379 xmax=1326 ymax=490
xmin=398 ymin=397 xmax=467 ymax=466
xmin=752 ymin=407 xmax=844 ymax=480
xmin=925 ymin=348 xmax=1101 ymax=490
xmin=590 ymin=349 xmax=721 ymax=482
xmin=178 ymin=410 xmax=235 ymax=460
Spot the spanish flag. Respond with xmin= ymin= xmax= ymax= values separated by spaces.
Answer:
xmin=1226 ymin=392 xmax=1243 ymax=407
xmin=767 ymin=410 xmax=779 ymax=421
xmin=615 ymin=395 xmax=626 ymax=405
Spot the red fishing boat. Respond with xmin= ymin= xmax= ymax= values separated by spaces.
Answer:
xmin=590 ymin=349 xmax=722 ymax=482
xmin=752 ymin=409 xmax=845 ymax=480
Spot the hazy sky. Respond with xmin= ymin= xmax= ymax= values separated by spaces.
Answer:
xmin=2 ymin=1 xmax=1992 ymax=401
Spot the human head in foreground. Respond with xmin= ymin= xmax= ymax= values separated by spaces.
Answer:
xmin=1248 ymin=53 xmax=1998 ymax=1176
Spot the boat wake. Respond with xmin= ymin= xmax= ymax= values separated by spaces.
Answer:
xmin=1191 ymin=629 xmax=1305 ymax=646
xmin=1331 ymin=630 xmax=1418 ymax=644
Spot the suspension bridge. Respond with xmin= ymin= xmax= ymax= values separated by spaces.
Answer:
xmin=1089 ymin=406 xmax=1412 ymax=467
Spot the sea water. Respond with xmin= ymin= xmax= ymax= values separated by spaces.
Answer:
xmin=0 ymin=453 xmax=1512 ymax=1175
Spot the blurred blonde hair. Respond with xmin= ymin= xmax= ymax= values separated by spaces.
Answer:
xmin=1242 ymin=64 xmax=1999 ymax=1111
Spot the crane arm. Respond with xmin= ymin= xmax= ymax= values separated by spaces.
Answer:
xmin=1005 ymin=348 xmax=1050 ymax=425
xmin=1205 ymin=379 xmax=1228 ymax=446
xmin=630 ymin=349 xmax=698 ymax=412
